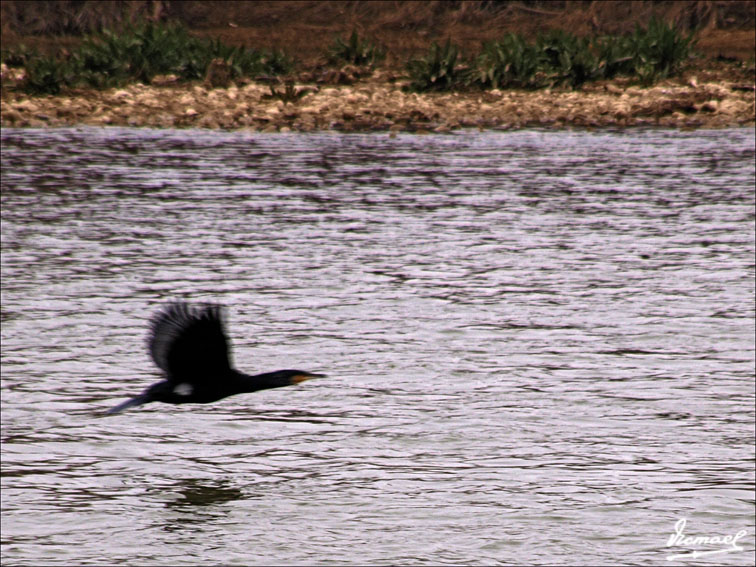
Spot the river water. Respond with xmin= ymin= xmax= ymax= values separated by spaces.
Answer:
xmin=1 ymin=127 xmax=754 ymax=566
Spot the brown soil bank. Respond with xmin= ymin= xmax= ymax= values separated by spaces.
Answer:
xmin=1 ymin=1 xmax=754 ymax=132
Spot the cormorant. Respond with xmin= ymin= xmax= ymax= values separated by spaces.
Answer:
xmin=106 ymin=302 xmax=324 ymax=414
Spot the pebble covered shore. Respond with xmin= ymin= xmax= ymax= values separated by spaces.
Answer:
xmin=2 ymin=68 xmax=754 ymax=132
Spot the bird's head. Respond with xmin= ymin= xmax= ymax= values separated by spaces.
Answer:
xmin=267 ymin=369 xmax=326 ymax=387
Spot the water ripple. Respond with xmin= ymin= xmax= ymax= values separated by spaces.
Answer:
xmin=2 ymin=127 xmax=754 ymax=566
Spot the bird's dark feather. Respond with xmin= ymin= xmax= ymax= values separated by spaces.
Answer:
xmin=148 ymin=302 xmax=232 ymax=384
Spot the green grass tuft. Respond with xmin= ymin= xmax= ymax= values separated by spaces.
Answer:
xmin=328 ymin=30 xmax=384 ymax=67
xmin=405 ymin=40 xmax=465 ymax=92
xmin=472 ymin=34 xmax=543 ymax=89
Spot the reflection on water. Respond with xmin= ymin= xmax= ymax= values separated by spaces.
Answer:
xmin=1 ymin=127 xmax=754 ymax=566
xmin=166 ymin=479 xmax=245 ymax=509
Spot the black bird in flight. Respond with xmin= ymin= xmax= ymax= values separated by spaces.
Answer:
xmin=107 ymin=302 xmax=324 ymax=414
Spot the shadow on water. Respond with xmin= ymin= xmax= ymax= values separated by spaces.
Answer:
xmin=163 ymin=479 xmax=245 ymax=511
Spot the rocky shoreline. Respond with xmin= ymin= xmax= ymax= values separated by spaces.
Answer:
xmin=1 ymin=69 xmax=754 ymax=132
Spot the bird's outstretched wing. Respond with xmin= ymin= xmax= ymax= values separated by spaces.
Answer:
xmin=148 ymin=302 xmax=232 ymax=383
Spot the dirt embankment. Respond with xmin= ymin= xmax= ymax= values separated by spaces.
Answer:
xmin=1 ymin=1 xmax=754 ymax=132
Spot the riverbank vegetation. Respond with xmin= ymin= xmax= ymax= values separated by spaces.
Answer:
xmin=2 ymin=16 xmax=697 ymax=96
xmin=5 ymin=21 xmax=292 ymax=95
xmin=1 ymin=2 xmax=753 ymax=132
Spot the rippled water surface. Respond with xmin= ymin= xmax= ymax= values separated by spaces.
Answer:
xmin=2 ymin=127 xmax=755 ymax=566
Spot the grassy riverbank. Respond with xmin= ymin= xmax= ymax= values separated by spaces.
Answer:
xmin=1 ymin=1 xmax=754 ymax=131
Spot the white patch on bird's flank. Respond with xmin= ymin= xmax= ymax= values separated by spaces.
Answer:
xmin=173 ymin=383 xmax=193 ymax=397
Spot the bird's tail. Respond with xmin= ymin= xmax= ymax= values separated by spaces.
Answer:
xmin=105 ymin=395 xmax=150 ymax=415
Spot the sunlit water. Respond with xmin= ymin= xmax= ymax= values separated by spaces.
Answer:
xmin=1 ymin=127 xmax=754 ymax=566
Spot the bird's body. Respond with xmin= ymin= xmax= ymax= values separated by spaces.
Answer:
xmin=107 ymin=302 xmax=323 ymax=414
